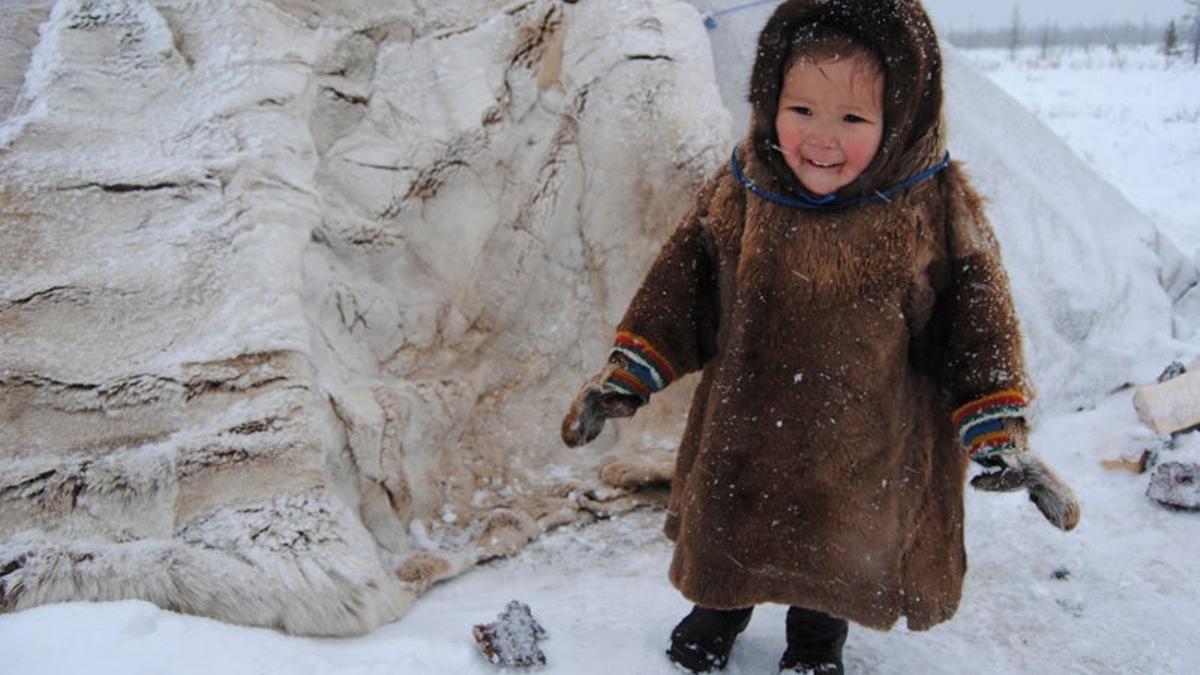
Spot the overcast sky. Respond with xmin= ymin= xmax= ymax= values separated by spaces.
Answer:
xmin=922 ymin=0 xmax=1187 ymax=30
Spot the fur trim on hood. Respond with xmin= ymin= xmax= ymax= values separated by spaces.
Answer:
xmin=748 ymin=0 xmax=946 ymax=200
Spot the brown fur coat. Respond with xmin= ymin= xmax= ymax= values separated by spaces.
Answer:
xmin=604 ymin=0 xmax=1028 ymax=630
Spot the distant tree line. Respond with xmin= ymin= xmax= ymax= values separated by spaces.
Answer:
xmin=951 ymin=2 xmax=1200 ymax=64
xmin=1187 ymin=0 xmax=1200 ymax=63
xmin=946 ymin=19 xmax=1168 ymax=50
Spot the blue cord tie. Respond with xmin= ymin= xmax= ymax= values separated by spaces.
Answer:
xmin=703 ymin=0 xmax=779 ymax=28
xmin=730 ymin=149 xmax=951 ymax=212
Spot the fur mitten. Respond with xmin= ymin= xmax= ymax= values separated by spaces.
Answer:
xmin=560 ymin=358 xmax=643 ymax=447
xmin=970 ymin=418 xmax=1082 ymax=531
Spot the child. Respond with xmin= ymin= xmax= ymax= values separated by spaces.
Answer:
xmin=561 ymin=1 xmax=1080 ymax=672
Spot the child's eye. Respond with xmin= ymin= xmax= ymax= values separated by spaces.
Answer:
xmin=790 ymin=106 xmax=812 ymax=116
xmin=844 ymin=114 xmax=869 ymax=123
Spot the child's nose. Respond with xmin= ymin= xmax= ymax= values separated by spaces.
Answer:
xmin=805 ymin=131 xmax=836 ymax=150
xmin=804 ymin=123 xmax=837 ymax=149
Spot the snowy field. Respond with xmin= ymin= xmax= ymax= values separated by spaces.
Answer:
xmin=961 ymin=45 xmax=1200 ymax=258
xmin=4 ymin=46 xmax=1200 ymax=675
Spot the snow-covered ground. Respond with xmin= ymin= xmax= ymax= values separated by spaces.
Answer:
xmin=961 ymin=46 xmax=1200 ymax=258
xmin=4 ymin=45 xmax=1200 ymax=675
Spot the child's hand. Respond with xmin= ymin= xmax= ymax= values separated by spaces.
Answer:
xmin=970 ymin=420 xmax=1082 ymax=531
xmin=560 ymin=361 xmax=642 ymax=447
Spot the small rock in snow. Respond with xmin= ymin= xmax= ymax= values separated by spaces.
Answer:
xmin=473 ymin=600 xmax=548 ymax=668
xmin=1146 ymin=461 xmax=1200 ymax=510
xmin=1055 ymin=598 xmax=1085 ymax=618
xmin=1157 ymin=360 xmax=1187 ymax=383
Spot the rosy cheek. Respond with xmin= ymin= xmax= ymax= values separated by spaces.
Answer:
xmin=775 ymin=123 xmax=795 ymax=147
xmin=850 ymin=136 xmax=879 ymax=168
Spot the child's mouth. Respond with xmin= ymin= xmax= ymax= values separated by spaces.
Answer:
xmin=805 ymin=158 xmax=841 ymax=170
xmin=769 ymin=145 xmax=843 ymax=172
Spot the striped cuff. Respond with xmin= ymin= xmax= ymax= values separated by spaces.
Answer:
xmin=604 ymin=331 xmax=677 ymax=403
xmin=952 ymin=389 xmax=1028 ymax=462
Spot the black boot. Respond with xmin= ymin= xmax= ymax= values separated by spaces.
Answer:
xmin=778 ymin=607 xmax=848 ymax=674
xmin=666 ymin=604 xmax=754 ymax=673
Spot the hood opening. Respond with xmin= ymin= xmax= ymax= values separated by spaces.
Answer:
xmin=747 ymin=0 xmax=945 ymax=201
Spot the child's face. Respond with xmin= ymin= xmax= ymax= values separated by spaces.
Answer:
xmin=774 ymin=55 xmax=884 ymax=196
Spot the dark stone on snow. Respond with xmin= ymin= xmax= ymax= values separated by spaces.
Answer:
xmin=1157 ymin=361 xmax=1187 ymax=383
xmin=473 ymin=600 xmax=548 ymax=668
xmin=1147 ymin=462 xmax=1200 ymax=510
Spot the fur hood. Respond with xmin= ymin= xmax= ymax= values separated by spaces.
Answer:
xmin=747 ymin=0 xmax=946 ymax=201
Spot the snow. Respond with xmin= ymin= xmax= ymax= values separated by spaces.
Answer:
xmin=961 ymin=47 xmax=1200 ymax=258
xmin=5 ymin=409 xmax=1200 ymax=674
xmin=4 ymin=22 xmax=1200 ymax=675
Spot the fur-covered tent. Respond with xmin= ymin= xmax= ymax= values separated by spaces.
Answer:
xmin=0 ymin=0 xmax=727 ymax=635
